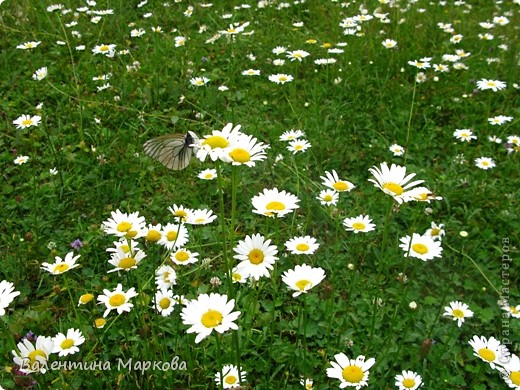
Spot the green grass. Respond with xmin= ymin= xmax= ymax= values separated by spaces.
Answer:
xmin=1 ymin=0 xmax=519 ymax=389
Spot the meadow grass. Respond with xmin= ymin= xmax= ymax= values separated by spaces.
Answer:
xmin=1 ymin=0 xmax=519 ymax=389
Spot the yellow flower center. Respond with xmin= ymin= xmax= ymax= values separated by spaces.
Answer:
xmin=125 ymin=230 xmax=138 ymax=239
xmin=166 ymin=231 xmax=178 ymax=241
xmin=201 ymin=309 xmax=223 ymax=328
xmin=481 ymin=161 xmax=489 ymax=166
xmin=431 ymin=228 xmax=440 ymax=236
xmin=402 ymin=378 xmax=416 ymax=388
xmin=323 ymin=194 xmax=333 ymax=202
xmin=295 ymin=279 xmax=311 ymax=291
xmin=79 ymin=294 xmax=94 ymax=304
xmin=279 ymin=76 xmax=288 ymax=82
xmin=22 ymin=119 xmax=33 ymax=126
xmin=229 ymin=148 xmax=251 ymax=163
xmin=120 ymin=244 xmax=131 ymax=253
xmin=352 ymin=222 xmax=366 ymax=231
xmin=296 ymin=243 xmax=310 ymax=252
xmin=95 ymin=318 xmax=106 ymax=328
xmin=195 ymin=218 xmax=205 ymax=223
xmin=306 ymin=39 xmax=317 ymax=44
xmin=225 ymin=375 xmax=237 ymax=384
xmin=333 ymin=181 xmax=349 ymax=191
xmin=118 ymin=257 xmax=136 ymax=269
xmin=383 ymin=182 xmax=404 ymax=195
xmin=61 ymin=339 xmax=75 ymax=349
xmin=108 ymin=293 xmax=127 ymax=307
xmin=232 ymin=273 xmax=242 ymax=282
xmin=322 ymin=42 xmax=332 ymax=48
xmin=116 ymin=221 xmax=132 ymax=232
xmin=146 ymin=230 xmax=161 ymax=242
xmin=28 ymin=350 xmax=47 ymax=366
xmin=54 ymin=263 xmax=70 ymax=273
xmin=266 ymin=201 xmax=285 ymax=211
xmin=203 ymin=136 xmax=229 ymax=149
xmin=412 ymin=243 xmax=428 ymax=255
xmin=452 ymin=308 xmax=465 ymax=318
xmin=204 ymin=174 xmax=213 ymax=179
xmin=248 ymin=249 xmax=265 ymax=265
xmin=342 ymin=365 xmax=364 ymax=383
xmin=510 ymin=371 xmax=520 ymax=385
xmin=478 ymin=348 xmax=496 ymax=362
xmin=99 ymin=45 xmax=109 ymax=52
xmin=175 ymin=251 xmax=189 ymax=262
xmin=159 ymin=298 xmax=171 ymax=310
xmin=511 ymin=306 xmax=519 ymax=314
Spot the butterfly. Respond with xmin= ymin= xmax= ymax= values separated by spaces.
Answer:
xmin=143 ymin=131 xmax=200 ymax=170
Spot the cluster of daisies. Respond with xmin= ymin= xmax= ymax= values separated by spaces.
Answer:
xmin=11 ymin=329 xmax=86 ymax=374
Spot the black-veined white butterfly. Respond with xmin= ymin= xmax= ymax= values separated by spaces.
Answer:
xmin=143 ymin=131 xmax=200 ymax=170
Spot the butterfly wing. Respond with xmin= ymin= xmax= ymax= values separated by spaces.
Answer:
xmin=143 ymin=133 xmax=197 ymax=170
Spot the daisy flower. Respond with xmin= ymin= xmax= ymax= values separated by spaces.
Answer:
xmin=190 ymin=76 xmax=210 ymax=86
xmin=468 ymin=335 xmax=509 ymax=369
xmin=453 ymin=129 xmax=477 ymax=142
xmin=316 ymin=189 xmax=339 ymax=206
xmin=301 ymin=378 xmax=314 ymax=389
xmin=395 ymin=370 xmax=423 ymax=390
xmin=170 ymin=248 xmax=199 ymax=266
xmin=0 ymin=280 xmax=20 ymax=316
xmin=408 ymin=59 xmax=431 ymax=69
xmin=234 ymin=234 xmax=278 ymax=280
xmin=251 ymin=188 xmax=300 ymax=218
xmin=287 ymin=139 xmax=312 ymax=154
xmin=496 ymin=354 xmax=520 ymax=389
xmin=107 ymin=247 xmax=146 ymax=273
xmin=41 ymin=252 xmax=81 ymax=275
xmin=16 ymin=41 xmax=41 ymax=49
xmin=52 ymin=329 xmax=85 ymax=357
xmin=282 ymin=264 xmax=326 ymax=297
xmin=92 ymin=43 xmax=116 ymax=56
xmin=168 ymin=204 xmax=194 ymax=222
xmin=406 ymin=187 xmax=443 ymax=203
xmin=389 ymin=144 xmax=405 ymax=156
xmin=97 ymin=284 xmax=138 ymax=318
xmin=326 ymin=353 xmax=376 ymax=389
xmin=443 ymin=301 xmax=474 ymax=327
xmin=272 ymin=46 xmax=287 ymax=55
xmin=476 ymin=79 xmax=506 ymax=92
xmin=343 ymin=214 xmax=376 ymax=233
xmin=382 ymin=39 xmax=397 ymax=48
xmin=12 ymin=336 xmax=54 ymax=374
xmin=268 ymin=73 xmax=294 ymax=84
xmin=198 ymin=168 xmax=218 ymax=180
xmin=185 ymin=209 xmax=217 ymax=225
xmin=399 ymin=233 xmax=443 ymax=261
xmin=197 ymin=123 xmax=243 ymax=162
xmin=424 ymin=222 xmax=445 ymax=241
xmin=155 ymin=265 xmax=177 ymax=290
xmin=231 ymin=266 xmax=249 ymax=284
xmin=13 ymin=114 xmax=41 ymax=129
xmin=501 ymin=304 xmax=520 ymax=319
xmin=158 ymin=223 xmax=189 ymax=250
xmin=153 ymin=289 xmax=177 ymax=316
xmin=320 ymin=170 xmax=355 ymax=192
xmin=102 ymin=210 xmax=146 ymax=239
xmin=242 ymin=69 xmax=261 ymax=76
xmin=78 ymin=293 xmax=94 ymax=306
xmin=180 ymin=293 xmax=240 ymax=343
xmin=286 ymin=50 xmax=310 ymax=62
xmin=488 ymin=115 xmax=513 ymax=125
xmin=143 ymin=223 xmax=162 ymax=243
xmin=14 ymin=156 xmax=29 ymax=165
xmin=215 ymin=364 xmax=247 ymax=389
xmin=284 ymin=236 xmax=320 ymax=255
xmin=32 ymin=67 xmax=48 ymax=81
xmin=223 ymin=134 xmax=269 ymax=167
xmin=475 ymin=157 xmax=496 ymax=170
xmin=280 ymin=129 xmax=306 ymax=141
xmin=368 ymin=162 xmax=424 ymax=204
